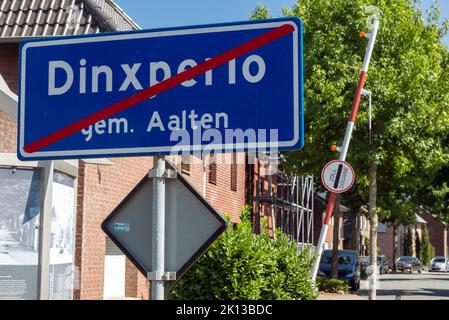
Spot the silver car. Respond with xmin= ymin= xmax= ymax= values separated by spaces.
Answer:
xmin=429 ymin=257 xmax=449 ymax=272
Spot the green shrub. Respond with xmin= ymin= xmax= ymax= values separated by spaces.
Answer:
xmin=403 ymin=228 xmax=413 ymax=257
xmin=168 ymin=206 xmax=318 ymax=300
xmin=316 ymin=278 xmax=350 ymax=293
xmin=421 ymin=226 xmax=433 ymax=266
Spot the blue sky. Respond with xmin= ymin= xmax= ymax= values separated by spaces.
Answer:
xmin=115 ymin=0 xmax=298 ymax=28
xmin=115 ymin=0 xmax=449 ymax=45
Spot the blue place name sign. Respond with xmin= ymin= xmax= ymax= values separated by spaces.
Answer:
xmin=18 ymin=18 xmax=303 ymax=160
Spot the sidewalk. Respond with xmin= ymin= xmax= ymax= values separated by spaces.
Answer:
xmin=317 ymin=292 xmax=367 ymax=300
xmin=316 ymin=279 xmax=369 ymax=300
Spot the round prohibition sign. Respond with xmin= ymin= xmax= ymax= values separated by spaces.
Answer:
xmin=321 ymin=160 xmax=355 ymax=193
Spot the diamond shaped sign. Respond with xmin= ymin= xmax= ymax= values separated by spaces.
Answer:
xmin=101 ymin=161 xmax=228 ymax=280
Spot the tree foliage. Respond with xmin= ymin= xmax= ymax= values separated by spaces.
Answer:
xmin=288 ymin=0 xmax=448 ymax=187
xmin=252 ymin=0 xmax=449 ymax=231
xmin=168 ymin=207 xmax=317 ymax=300
xmin=420 ymin=226 xmax=433 ymax=266
xmin=415 ymin=228 xmax=421 ymax=261
xmin=249 ymin=4 xmax=271 ymax=20
xmin=403 ymin=227 xmax=413 ymax=256
xmin=415 ymin=166 xmax=449 ymax=225
xmin=379 ymin=195 xmax=416 ymax=228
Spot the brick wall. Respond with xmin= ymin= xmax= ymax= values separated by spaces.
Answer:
xmin=75 ymin=157 xmax=153 ymax=300
xmin=75 ymin=154 xmax=245 ymax=299
xmin=204 ymin=153 xmax=245 ymax=222
xmin=419 ymin=209 xmax=448 ymax=257
xmin=377 ymin=225 xmax=395 ymax=262
xmin=0 ymin=44 xmax=18 ymax=153
xmin=0 ymin=44 xmax=19 ymax=93
xmin=378 ymin=216 xmax=447 ymax=262
xmin=0 ymin=111 xmax=16 ymax=153
xmin=124 ymin=257 xmax=149 ymax=299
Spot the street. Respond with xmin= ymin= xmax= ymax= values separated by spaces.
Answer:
xmin=318 ymin=272 xmax=449 ymax=300
xmin=368 ymin=271 xmax=449 ymax=300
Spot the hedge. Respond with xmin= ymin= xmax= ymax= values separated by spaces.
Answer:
xmin=168 ymin=206 xmax=317 ymax=300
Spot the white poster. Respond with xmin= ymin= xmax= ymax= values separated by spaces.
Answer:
xmin=0 ymin=168 xmax=41 ymax=300
xmin=49 ymin=171 xmax=75 ymax=300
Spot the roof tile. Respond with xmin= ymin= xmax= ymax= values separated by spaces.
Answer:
xmin=24 ymin=10 xmax=37 ymax=24
xmin=0 ymin=13 xmax=6 ymax=25
xmin=50 ymin=0 xmax=62 ymax=11
xmin=1 ymin=24 xmax=12 ymax=37
xmin=31 ymin=24 xmax=44 ymax=35
xmin=45 ymin=9 xmax=56 ymax=24
xmin=0 ymin=1 xmax=10 ymax=12
xmin=4 ymin=10 xmax=13 ymax=25
xmin=34 ymin=10 xmax=44 ymax=24
xmin=14 ymin=10 xmax=26 ymax=25
xmin=39 ymin=0 xmax=51 ymax=11
xmin=20 ymin=0 xmax=32 ymax=11
xmin=10 ymin=0 xmax=21 ymax=12
xmin=0 ymin=0 xmax=140 ymax=38
xmin=30 ymin=0 xmax=41 ymax=11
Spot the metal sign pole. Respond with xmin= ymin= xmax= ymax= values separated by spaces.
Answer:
xmin=37 ymin=160 xmax=53 ymax=300
xmin=311 ymin=18 xmax=379 ymax=282
xmin=151 ymin=155 xmax=166 ymax=300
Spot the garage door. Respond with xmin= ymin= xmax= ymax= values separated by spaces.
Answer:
xmin=103 ymin=238 xmax=125 ymax=299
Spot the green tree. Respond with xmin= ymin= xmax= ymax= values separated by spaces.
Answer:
xmin=252 ymin=0 xmax=449 ymax=299
xmin=415 ymin=166 xmax=449 ymax=226
xmin=415 ymin=228 xmax=421 ymax=261
xmin=421 ymin=226 xmax=432 ymax=267
xmin=403 ymin=227 xmax=413 ymax=257
xmin=249 ymin=4 xmax=271 ymax=20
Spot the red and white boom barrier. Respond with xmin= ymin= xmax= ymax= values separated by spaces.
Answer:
xmin=311 ymin=18 xmax=380 ymax=282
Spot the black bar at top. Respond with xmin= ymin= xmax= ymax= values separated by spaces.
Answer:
xmin=333 ymin=164 xmax=343 ymax=189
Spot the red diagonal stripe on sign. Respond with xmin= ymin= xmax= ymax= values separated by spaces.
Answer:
xmin=23 ymin=23 xmax=295 ymax=154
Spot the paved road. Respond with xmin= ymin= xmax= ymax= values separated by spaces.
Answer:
xmin=358 ymin=271 xmax=449 ymax=300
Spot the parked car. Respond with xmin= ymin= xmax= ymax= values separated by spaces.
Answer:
xmin=429 ymin=257 xmax=449 ymax=272
xmin=318 ymin=250 xmax=361 ymax=291
xmin=360 ymin=256 xmax=370 ymax=279
xmin=360 ymin=255 xmax=390 ymax=278
xmin=396 ymin=256 xmax=423 ymax=273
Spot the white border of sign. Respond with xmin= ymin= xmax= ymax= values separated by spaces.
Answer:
xmin=321 ymin=160 xmax=355 ymax=194
xmin=19 ymin=20 xmax=301 ymax=159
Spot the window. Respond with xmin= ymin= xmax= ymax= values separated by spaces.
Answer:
xmin=209 ymin=154 xmax=217 ymax=185
xmin=321 ymin=252 xmax=354 ymax=265
xmin=181 ymin=155 xmax=190 ymax=175
xmin=230 ymin=153 xmax=237 ymax=191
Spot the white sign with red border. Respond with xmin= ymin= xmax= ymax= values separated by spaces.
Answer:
xmin=321 ymin=160 xmax=355 ymax=193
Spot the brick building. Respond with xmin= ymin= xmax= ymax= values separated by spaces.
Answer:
xmin=246 ymin=155 xmax=317 ymax=246
xmin=368 ymin=209 xmax=448 ymax=265
xmin=418 ymin=208 xmax=449 ymax=258
xmin=0 ymin=0 xmax=245 ymax=300
xmin=376 ymin=216 xmax=426 ymax=264
xmin=312 ymin=193 xmax=349 ymax=251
